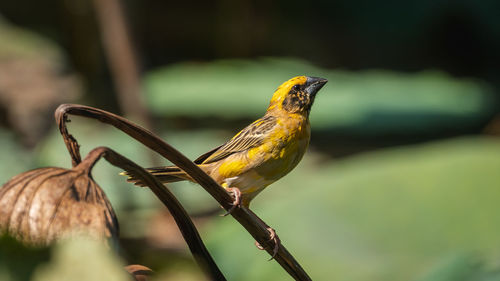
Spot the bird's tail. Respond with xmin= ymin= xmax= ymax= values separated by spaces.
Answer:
xmin=120 ymin=166 xmax=191 ymax=187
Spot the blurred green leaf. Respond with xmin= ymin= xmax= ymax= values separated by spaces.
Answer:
xmin=0 ymin=235 xmax=51 ymax=281
xmin=0 ymin=129 xmax=33 ymax=185
xmin=32 ymin=237 xmax=129 ymax=281
xmin=417 ymin=253 xmax=500 ymax=281
xmin=0 ymin=17 xmax=63 ymax=62
xmin=0 ymin=236 xmax=129 ymax=281
xmin=202 ymin=136 xmax=500 ymax=281
xmin=145 ymin=57 xmax=495 ymax=135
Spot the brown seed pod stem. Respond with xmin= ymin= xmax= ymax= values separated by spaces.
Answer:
xmin=84 ymin=146 xmax=227 ymax=281
xmin=55 ymin=104 xmax=312 ymax=281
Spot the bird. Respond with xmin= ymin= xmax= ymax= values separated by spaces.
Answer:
xmin=123 ymin=75 xmax=327 ymax=255
xmin=124 ymin=75 xmax=327 ymax=207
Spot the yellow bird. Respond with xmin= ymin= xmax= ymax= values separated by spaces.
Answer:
xmin=124 ymin=76 xmax=327 ymax=210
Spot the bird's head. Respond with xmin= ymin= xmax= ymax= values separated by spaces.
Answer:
xmin=267 ymin=76 xmax=328 ymax=115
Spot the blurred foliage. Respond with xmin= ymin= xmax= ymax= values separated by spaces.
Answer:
xmin=145 ymin=58 xmax=496 ymax=135
xmin=2 ymin=0 xmax=500 ymax=81
xmin=202 ymin=136 xmax=500 ymax=281
xmin=417 ymin=254 xmax=500 ymax=281
xmin=0 ymin=129 xmax=34 ymax=185
xmin=0 ymin=17 xmax=63 ymax=61
xmin=0 ymin=235 xmax=128 ymax=281
xmin=0 ymin=235 xmax=50 ymax=281
xmin=32 ymin=238 xmax=129 ymax=281
xmin=0 ymin=18 xmax=81 ymax=146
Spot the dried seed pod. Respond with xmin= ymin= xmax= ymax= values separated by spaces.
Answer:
xmin=0 ymin=152 xmax=118 ymax=247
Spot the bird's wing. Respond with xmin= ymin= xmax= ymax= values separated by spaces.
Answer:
xmin=195 ymin=115 xmax=277 ymax=164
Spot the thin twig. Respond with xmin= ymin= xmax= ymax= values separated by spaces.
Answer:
xmin=78 ymin=146 xmax=226 ymax=281
xmin=55 ymin=104 xmax=312 ymax=281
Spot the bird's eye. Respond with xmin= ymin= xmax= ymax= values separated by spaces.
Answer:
xmin=292 ymin=85 xmax=300 ymax=91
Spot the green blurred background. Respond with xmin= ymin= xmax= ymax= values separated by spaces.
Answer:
xmin=0 ymin=0 xmax=500 ymax=280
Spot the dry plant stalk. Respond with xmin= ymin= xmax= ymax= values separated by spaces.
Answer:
xmin=93 ymin=146 xmax=226 ymax=281
xmin=0 ymin=148 xmax=118 ymax=247
xmin=56 ymin=103 xmax=312 ymax=281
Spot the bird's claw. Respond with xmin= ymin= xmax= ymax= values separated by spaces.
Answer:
xmin=219 ymin=188 xmax=280 ymax=259
xmin=255 ymin=227 xmax=281 ymax=260
xmin=221 ymin=187 xmax=242 ymax=216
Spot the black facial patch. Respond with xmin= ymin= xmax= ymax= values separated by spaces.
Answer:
xmin=282 ymin=85 xmax=313 ymax=113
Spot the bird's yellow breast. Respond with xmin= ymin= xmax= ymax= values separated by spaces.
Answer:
xmin=217 ymin=114 xmax=310 ymax=188
xmin=254 ymin=116 xmax=310 ymax=179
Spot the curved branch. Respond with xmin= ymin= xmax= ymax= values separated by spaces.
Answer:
xmin=55 ymin=104 xmax=312 ymax=281
xmin=80 ymin=147 xmax=226 ymax=281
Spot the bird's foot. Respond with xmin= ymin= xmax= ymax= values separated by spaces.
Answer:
xmin=221 ymin=187 xmax=242 ymax=216
xmin=255 ymin=227 xmax=281 ymax=260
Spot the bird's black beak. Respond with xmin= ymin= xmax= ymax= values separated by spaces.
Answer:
xmin=305 ymin=76 xmax=328 ymax=96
